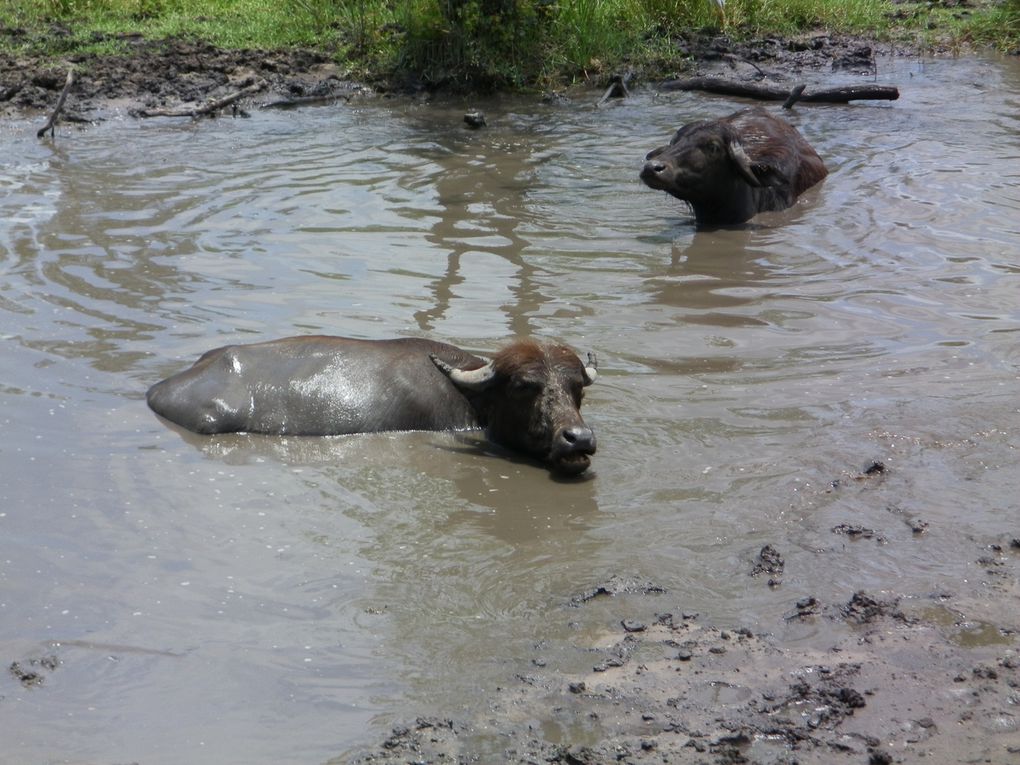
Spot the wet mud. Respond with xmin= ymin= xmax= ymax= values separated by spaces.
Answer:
xmin=1 ymin=30 xmax=907 ymax=123
xmin=0 ymin=35 xmax=368 ymax=121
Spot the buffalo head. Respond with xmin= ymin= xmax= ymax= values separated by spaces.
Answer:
xmin=640 ymin=107 xmax=827 ymax=225
xmin=431 ymin=340 xmax=598 ymax=476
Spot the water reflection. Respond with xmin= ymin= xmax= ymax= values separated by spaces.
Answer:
xmin=160 ymin=415 xmax=577 ymax=482
xmin=439 ymin=460 xmax=599 ymax=544
xmin=404 ymin=104 xmax=548 ymax=338
xmin=656 ymin=229 xmax=779 ymax=310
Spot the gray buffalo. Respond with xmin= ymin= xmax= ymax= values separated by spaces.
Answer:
xmin=640 ymin=107 xmax=828 ymax=225
xmin=146 ymin=336 xmax=598 ymax=475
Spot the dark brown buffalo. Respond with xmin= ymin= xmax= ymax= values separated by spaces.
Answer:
xmin=146 ymin=336 xmax=598 ymax=475
xmin=640 ymin=107 xmax=828 ymax=225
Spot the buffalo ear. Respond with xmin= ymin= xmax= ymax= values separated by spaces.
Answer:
xmin=430 ymin=353 xmax=498 ymax=392
xmin=727 ymin=140 xmax=788 ymax=188
xmin=749 ymin=162 xmax=787 ymax=188
xmin=670 ymin=120 xmax=708 ymax=145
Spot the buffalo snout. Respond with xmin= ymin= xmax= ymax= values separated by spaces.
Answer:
xmin=640 ymin=157 xmax=676 ymax=191
xmin=551 ymin=423 xmax=597 ymax=476
xmin=640 ymin=158 xmax=665 ymax=177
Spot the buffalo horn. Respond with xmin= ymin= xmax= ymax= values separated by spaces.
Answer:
xmin=726 ymin=140 xmax=762 ymax=188
xmin=430 ymin=354 xmax=497 ymax=390
xmin=583 ymin=351 xmax=598 ymax=385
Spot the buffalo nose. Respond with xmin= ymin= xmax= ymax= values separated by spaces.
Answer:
xmin=640 ymin=161 xmax=667 ymax=183
xmin=561 ymin=425 xmax=596 ymax=454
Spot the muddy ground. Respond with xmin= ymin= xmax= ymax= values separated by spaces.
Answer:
xmin=341 ymin=579 xmax=1020 ymax=764
xmin=5 ymin=31 xmax=1020 ymax=765
xmin=2 ymin=30 xmax=908 ymax=123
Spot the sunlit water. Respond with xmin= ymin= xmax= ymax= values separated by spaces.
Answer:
xmin=1 ymin=55 xmax=1018 ymax=764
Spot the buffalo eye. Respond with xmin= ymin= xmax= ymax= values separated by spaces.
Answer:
xmin=704 ymin=140 xmax=723 ymax=158
xmin=508 ymin=379 xmax=541 ymax=398
xmin=574 ymin=386 xmax=586 ymax=406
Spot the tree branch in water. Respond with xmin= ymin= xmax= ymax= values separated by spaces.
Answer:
xmin=658 ymin=78 xmax=899 ymax=104
xmin=136 ymin=79 xmax=267 ymax=119
xmin=36 ymin=68 xmax=74 ymax=139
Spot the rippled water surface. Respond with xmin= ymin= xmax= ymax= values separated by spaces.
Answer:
xmin=2 ymin=56 xmax=1019 ymax=763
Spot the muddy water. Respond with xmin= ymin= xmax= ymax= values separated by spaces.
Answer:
xmin=1 ymin=56 xmax=1018 ymax=763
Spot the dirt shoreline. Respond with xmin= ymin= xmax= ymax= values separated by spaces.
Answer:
xmin=2 ymin=31 xmax=917 ymax=124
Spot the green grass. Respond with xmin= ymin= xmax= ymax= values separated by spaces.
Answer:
xmin=1 ymin=0 xmax=348 ymax=51
xmin=1 ymin=0 xmax=1017 ymax=88
xmin=641 ymin=0 xmax=889 ymax=34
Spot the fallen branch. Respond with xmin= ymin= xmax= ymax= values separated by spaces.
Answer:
xmin=261 ymin=93 xmax=351 ymax=110
xmin=136 ymin=79 xmax=267 ymax=119
xmin=36 ymin=68 xmax=74 ymax=139
xmin=596 ymin=73 xmax=631 ymax=107
xmin=658 ymin=77 xmax=899 ymax=104
xmin=782 ymin=84 xmax=806 ymax=110
xmin=59 ymin=113 xmax=94 ymax=125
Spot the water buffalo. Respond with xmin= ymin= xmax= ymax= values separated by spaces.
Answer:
xmin=146 ymin=336 xmax=598 ymax=475
xmin=640 ymin=106 xmax=827 ymax=225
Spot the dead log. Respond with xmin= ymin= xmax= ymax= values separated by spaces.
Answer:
xmin=60 ymin=113 xmax=94 ymax=125
xmin=658 ymin=77 xmax=899 ymax=103
xmin=261 ymin=93 xmax=351 ymax=110
xmin=596 ymin=73 xmax=631 ymax=107
xmin=136 ymin=79 xmax=267 ymax=119
xmin=782 ymin=84 xmax=806 ymax=110
xmin=36 ymin=68 xmax=74 ymax=139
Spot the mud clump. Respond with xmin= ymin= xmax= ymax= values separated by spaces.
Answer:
xmin=8 ymin=654 xmax=59 ymax=688
xmin=838 ymin=590 xmax=906 ymax=625
xmin=749 ymin=543 xmax=784 ymax=585
xmin=568 ymin=574 xmax=667 ymax=606
xmin=671 ymin=31 xmax=894 ymax=81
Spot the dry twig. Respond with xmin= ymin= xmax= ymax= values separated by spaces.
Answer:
xmin=36 ymin=68 xmax=74 ymax=139
xmin=136 ymin=79 xmax=267 ymax=119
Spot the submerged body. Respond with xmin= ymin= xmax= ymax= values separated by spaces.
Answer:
xmin=146 ymin=336 xmax=598 ymax=475
xmin=640 ymin=107 xmax=828 ymax=225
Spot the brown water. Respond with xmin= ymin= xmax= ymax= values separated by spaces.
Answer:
xmin=1 ymin=55 xmax=1019 ymax=764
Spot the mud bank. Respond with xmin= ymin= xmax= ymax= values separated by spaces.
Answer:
xmin=0 ymin=31 xmax=907 ymax=123
xmin=0 ymin=37 xmax=366 ymax=122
